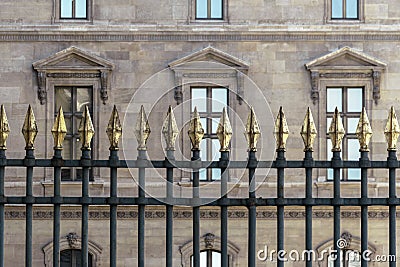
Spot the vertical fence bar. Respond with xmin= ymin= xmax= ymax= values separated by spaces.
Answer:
xmin=81 ymin=149 xmax=91 ymax=267
xmin=247 ymin=150 xmax=256 ymax=267
xmin=388 ymin=150 xmax=397 ymax=267
xmin=138 ymin=150 xmax=147 ymax=267
xmin=332 ymin=150 xmax=341 ymax=267
xmin=109 ymin=149 xmax=118 ymax=267
xmin=277 ymin=150 xmax=285 ymax=267
xmin=304 ymin=150 xmax=313 ymax=266
xmin=25 ymin=148 xmax=34 ymax=267
xmin=166 ymin=150 xmax=174 ymax=267
xmin=53 ymin=149 xmax=62 ymax=267
xmin=220 ymin=151 xmax=229 ymax=267
xmin=0 ymin=149 xmax=5 ymax=267
xmin=360 ymin=150 xmax=369 ymax=267
xmin=192 ymin=149 xmax=200 ymax=267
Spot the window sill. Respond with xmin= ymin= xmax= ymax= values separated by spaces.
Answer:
xmin=41 ymin=178 xmax=105 ymax=189
xmin=52 ymin=18 xmax=93 ymax=24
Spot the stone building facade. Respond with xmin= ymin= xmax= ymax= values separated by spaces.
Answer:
xmin=0 ymin=0 xmax=400 ymax=266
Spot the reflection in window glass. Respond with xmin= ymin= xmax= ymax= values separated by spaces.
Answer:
xmin=196 ymin=0 xmax=208 ymax=18
xmin=347 ymin=88 xmax=363 ymax=112
xmin=61 ymin=0 xmax=73 ymax=18
xmin=331 ymin=0 xmax=343 ymax=18
xmin=346 ymin=0 xmax=358 ymax=18
xmin=211 ymin=0 xmax=223 ymax=18
xmin=212 ymin=88 xmax=228 ymax=112
xmin=192 ymin=89 xmax=207 ymax=112
xmin=347 ymin=118 xmax=359 ymax=134
xmin=212 ymin=251 xmax=222 ymax=265
xmin=75 ymin=0 xmax=87 ymax=18
xmin=211 ymin=118 xmax=219 ymax=134
xmin=327 ymin=88 xmax=342 ymax=112
xmin=348 ymin=139 xmax=361 ymax=180
xmin=212 ymin=139 xmax=221 ymax=180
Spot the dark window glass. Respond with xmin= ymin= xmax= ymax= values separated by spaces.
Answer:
xmin=60 ymin=249 xmax=93 ymax=267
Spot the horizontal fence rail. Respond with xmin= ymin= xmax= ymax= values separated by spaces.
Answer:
xmin=0 ymin=104 xmax=398 ymax=267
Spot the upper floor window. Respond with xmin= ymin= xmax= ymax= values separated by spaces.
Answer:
xmin=331 ymin=0 xmax=358 ymax=19
xmin=191 ymin=86 xmax=229 ymax=181
xmin=60 ymin=0 xmax=87 ymax=19
xmin=61 ymin=249 xmax=93 ymax=266
xmin=326 ymin=87 xmax=364 ymax=180
xmin=328 ymin=249 xmax=361 ymax=267
xmin=191 ymin=250 xmax=224 ymax=267
xmin=196 ymin=0 xmax=223 ymax=19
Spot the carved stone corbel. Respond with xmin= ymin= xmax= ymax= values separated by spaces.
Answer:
xmin=174 ymin=72 xmax=183 ymax=105
xmin=100 ymin=70 xmax=110 ymax=104
xmin=37 ymin=71 xmax=47 ymax=105
xmin=236 ymin=71 xmax=244 ymax=105
xmin=372 ymin=70 xmax=381 ymax=104
xmin=310 ymin=71 xmax=319 ymax=104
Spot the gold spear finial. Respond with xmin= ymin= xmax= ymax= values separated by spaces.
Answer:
xmin=216 ymin=107 xmax=232 ymax=152
xmin=274 ymin=107 xmax=289 ymax=151
xmin=329 ymin=107 xmax=345 ymax=152
xmin=245 ymin=107 xmax=261 ymax=152
xmin=0 ymin=105 xmax=10 ymax=150
xmin=106 ymin=105 xmax=122 ymax=150
xmin=78 ymin=105 xmax=95 ymax=150
xmin=188 ymin=107 xmax=204 ymax=150
xmin=22 ymin=105 xmax=38 ymax=150
xmin=162 ymin=106 xmax=179 ymax=151
xmin=384 ymin=106 xmax=400 ymax=151
xmin=300 ymin=107 xmax=317 ymax=152
xmin=135 ymin=105 xmax=151 ymax=151
xmin=51 ymin=106 xmax=67 ymax=150
xmin=356 ymin=107 xmax=372 ymax=152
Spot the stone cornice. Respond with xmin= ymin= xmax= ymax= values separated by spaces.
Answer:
xmin=2 ymin=30 xmax=400 ymax=42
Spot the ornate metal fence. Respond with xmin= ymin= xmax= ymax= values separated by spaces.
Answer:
xmin=0 ymin=103 xmax=398 ymax=267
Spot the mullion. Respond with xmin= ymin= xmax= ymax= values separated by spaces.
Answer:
xmin=207 ymin=0 xmax=211 ymax=18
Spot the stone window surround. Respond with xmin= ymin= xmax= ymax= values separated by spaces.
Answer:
xmin=179 ymin=233 xmax=240 ymax=267
xmin=43 ymin=232 xmax=102 ymax=267
xmin=52 ymin=0 xmax=94 ymax=24
xmin=188 ymin=0 xmax=229 ymax=23
xmin=324 ymin=0 xmax=365 ymax=24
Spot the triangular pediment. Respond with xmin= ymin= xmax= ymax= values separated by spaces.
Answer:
xmin=33 ymin=46 xmax=114 ymax=71
xmin=169 ymin=46 xmax=249 ymax=70
xmin=305 ymin=46 xmax=386 ymax=70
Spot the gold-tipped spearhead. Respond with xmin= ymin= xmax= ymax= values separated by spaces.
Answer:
xmin=356 ymin=107 xmax=372 ymax=152
xmin=0 ymin=105 xmax=10 ymax=150
xmin=245 ymin=107 xmax=261 ymax=152
xmin=384 ymin=106 xmax=400 ymax=151
xmin=162 ymin=106 xmax=179 ymax=151
xmin=78 ymin=105 xmax=95 ymax=150
xmin=274 ymin=107 xmax=289 ymax=151
xmin=135 ymin=105 xmax=151 ymax=151
xmin=51 ymin=106 xmax=67 ymax=150
xmin=300 ymin=107 xmax=317 ymax=152
xmin=22 ymin=105 xmax=38 ymax=150
xmin=216 ymin=107 xmax=232 ymax=152
xmin=188 ymin=107 xmax=204 ymax=150
xmin=329 ymin=107 xmax=345 ymax=152
xmin=106 ymin=105 xmax=122 ymax=150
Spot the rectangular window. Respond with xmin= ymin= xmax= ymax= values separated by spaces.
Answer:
xmin=60 ymin=0 xmax=87 ymax=19
xmin=55 ymin=86 xmax=93 ymax=181
xmin=331 ymin=0 xmax=358 ymax=19
xmin=196 ymin=0 xmax=223 ymax=19
xmin=191 ymin=87 xmax=228 ymax=181
xmin=326 ymin=87 xmax=364 ymax=180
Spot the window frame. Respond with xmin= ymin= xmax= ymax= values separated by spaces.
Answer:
xmin=190 ymin=86 xmax=229 ymax=181
xmin=53 ymin=0 xmax=93 ymax=24
xmin=60 ymin=249 xmax=93 ymax=267
xmin=326 ymin=86 xmax=365 ymax=181
xmin=190 ymin=250 xmax=227 ymax=267
xmin=189 ymin=0 xmax=228 ymax=23
xmin=325 ymin=0 xmax=364 ymax=23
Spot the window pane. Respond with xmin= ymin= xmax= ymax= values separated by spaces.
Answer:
xmin=196 ymin=0 xmax=208 ymax=18
xmin=61 ymin=0 xmax=73 ymax=18
xmin=211 ymin=139 xmax=221 ymax=179
xmin=212 ymin=251 xmax=222 ymax=266
xmin=211 ymin=118 xmax=219 ymax=134
xmin=327 ymin=141 xmax=343 ymax=180
xmin=348 ymin=139 xmax=361 ymax=180
xmin=347 ymin=88 xmax=363 ymax=112
xmin=75 ymin=0 xmax=87 ymax=18
xmin=199 ymin=139 xmax=207 ymax=180
xmin=56 ymin=88 xmax=72 ymax=113
xmin=77 ymin=88 xmax=92 ymax=112
xmin=327 ymin=117 xmax=332 ymax=134
xmin=60 ymin=249 xmax=72 ymax=266
xmin=347 ymin=118 xmax=359 ymax=134
xmin=332 ymin=0 xmax=343 ymax=18
xmin=200 ymin=251 xmax=207 ymax=266
xmin=200 ymin=118 xmax=207 ymax=134
xmin=212 ymin=88 xmax=227 ymax=112
xmin=211 ymin=0 xmax=223 ymax=18
xmin=327 ymin=88 xmax=342 ymax=112
xmin=62 ymin=139 xmax=72 ymax=159
xmin=64 ymin=117 xmax=73 ymax=134
xmin=192 ymin=88 xmax=207 ymax=112
xmin=346 ymin=0 xmax=358 ymax=18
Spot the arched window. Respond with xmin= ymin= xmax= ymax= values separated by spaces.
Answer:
xmin=328 ymin=249 xmax=361 ymax=267
xmin=60 ymin=249 xmax=93 ymax=267
xmin=191 ymin=250 xmax=224 ymax=267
